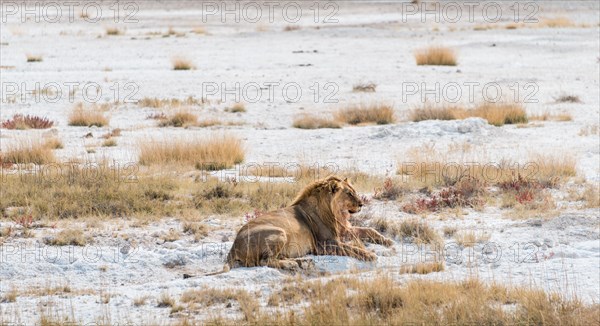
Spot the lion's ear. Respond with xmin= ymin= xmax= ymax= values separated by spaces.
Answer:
xmin=329 ymin=181 xmax=340 ymax=193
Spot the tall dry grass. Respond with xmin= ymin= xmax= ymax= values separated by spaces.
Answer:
xmin=68 ymin=104 xmax=109 ymax=127
xmin=410 ymin=102 xmax=528 ymax=126
xmin=414 ymin=46 xmax=457 ymax=66
xmin=293 ymin=114 xmax=342 ymax=129
xmin=138 ymin=135 xmax=244 ymax=170
xmin=1 ymin=139 xmax=56 ymax=164
xmin=335 ymin=103 xmax=395 ymax=125
xmin=209 ymin=276 xmax=599 ymax=325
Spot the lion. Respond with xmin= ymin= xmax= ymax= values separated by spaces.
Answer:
xmin=198 ymin=176 xmax=393 ymax=276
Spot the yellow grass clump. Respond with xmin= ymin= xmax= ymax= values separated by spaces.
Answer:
xmin=26 ymin=54 xmax=43 ymax=62
xmin=539 ymin=17 xmax=576 ymax=28
xmin=415 ymin=46 xmax=457 ymax=66
xmin=335 ymin=103 xmax=396 ymax=125
xmin=1 ymin=139 xmax=56 ymax=164
xmin=138 ymin=135 xmax=244 ymax=170
xmin=157 ymin=110 xmax=198 ymax=127
xmin=410 ymin=102 xmax=528 ymax=126
xmin=172 ymin=57 xmax=195 ymax=70
xmin=68 ymin=104 xmax=109 ymax=127
xmin=293 ymin=114 xmax=342 ymax=129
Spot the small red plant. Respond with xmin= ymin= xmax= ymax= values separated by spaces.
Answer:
xmin=13 ymin=214 xmax=34 ymax=229
xmin=244 ymin=209 xmax=263 ymax=223
xmin=1 ymin=114 xmax=54 ymax=129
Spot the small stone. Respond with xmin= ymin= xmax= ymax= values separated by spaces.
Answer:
xmin=544 ymin=238 xmax=554 ymax=248
xmin=532 ymin=240 xmax=543 ymax=247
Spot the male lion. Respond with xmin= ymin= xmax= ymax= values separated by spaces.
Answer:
xmin=212 ymin=176 xmax=393 ymax=274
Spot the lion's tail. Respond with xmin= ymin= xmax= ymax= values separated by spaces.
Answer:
xmin=183 ymin=263 xmax=230 ymax=279
xmin=205 ymin=263 xmax=231 ymax=276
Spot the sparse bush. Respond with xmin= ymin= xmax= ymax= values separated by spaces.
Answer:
xmin=2 ymin=139 xmax=55 ymax=164
xmin=102 ymin=138 xmax=117 ymax=147
xmin=45 ymin=229 xmax=87 ymax=246
xmin=373 ymin=177 xmax=405 ymax=200
xmin=539 ymin=17 xmax=576 ymax=28
xmin=1 ymin=114 xmax=54 ymax=129
xmin=415 ymin=46 xmax=457 ymax=66
xmin=555 ymin=94 xmax=581 ymax=103
xmin=157 ymin=292 xmax=175 ymax=308
xmin=352 ymin=83 xmax=377 ymax=92
xmin=400 ymin=261 xmax=445 ymax=274
xmin=335 ymin=103 xmax=395 ymax=125
xmin=157 ymin=110 xmax=198 ymax=127
xmin=26 ymin=54 xmax=43 ymax=62
xmin=293 ymin=114 xmax=342 ymax=129
xmin=106 ymin=27 xmax=123 ymax=35
xmin=44 ymin=137 xmax=63 ymax=149
xmin=454 ymin=230 xmax=490 ymax=247
xmin=529 ymin=112 xmax=572 ymax=121
xmin=172 ymin=57 xmax=195 ymax=70
xmin=283 ymin=25 xmax=301 ymax=32
xmin=225 ymin=103 xmax=246 ymax=113
xmin=402 ymin=177 xmax=486 ymax=213
xmin=398 ymin=219 xmax=440 ymax=244
xmin=68 ymin=104 xmax=109 ymax=127
xmin=410 ymin=102 xmax=527 ymax=126
xmin=138 ymin=135 xmax=244 ymax=169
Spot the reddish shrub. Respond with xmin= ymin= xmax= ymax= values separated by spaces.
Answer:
xmin=1 ymin=114 xmax=54 ymax=129
xmin=402 ymin=177 xmax=485 ymax=213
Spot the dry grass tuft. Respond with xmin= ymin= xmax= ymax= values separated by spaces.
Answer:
xmin=454 ymin=230 xmax=490 ymax=247
xmin=1 ymin=288 xmax=18 ymax=303
xmin=182 ymin=222 xmax=209 ymax=241
xmin=539 ymin=17 xmax=576 ymax=28
xmin=400 ymin=261 xmax=445 ymax=274
xmin=105 ymin=27 xmax=123 ymax=35
xmin=68 ymin=104 xmax=109 ymax=127
xmin=283 ymin=25 xmax=301 ymax=32
xmin=45 ymin=229 xmax=87 ymax=246
xmin=398 ymin=219 xmax=441 ymax=244
xmin=2 ymin=139 xmax=56 ymax=164
xmin=335 ymin=103 xmax=395 ymax=125
xmin=26 ymin=54 xmax=43 ymax=62
xmin=102 ymin=138 xmax=117 ymax=147
xmin=1 ymin=114 xmax=54 ymax=129
xmin=172 ymin=57 xmax=195 ymax=70
xmin=44 ymin=137 xmax=63 ymax=149
xmin=410 ymin=102 xmax=527 ymax=126
xmin=216 ymin=276 xmax=600 ymax=325
xmin=138 ymin=135 xmax=244 ymax=169
xmin=414 ymin=46 xmax=457 ymax=66
xmin=293 ymin=114 xmax=342 ymax=129
xmin=579 ymin=124 xmax=599 ymax=136
xmin=157 ymin=292 xmax=175 ymax=308
xmin=157 ymin=110 xmax=198 ymax=127
xmin=225 ymin=103 xmax=246 ymax=113
xmin=555 ymin=94 xmax=581 ymax=103
xmin=529 ymin=111 xmax=572 ymax=121
xmin=138 ymin=96 xmax=205 ymax=109
xmin=352 ymin=83 xmax=377 ymax=92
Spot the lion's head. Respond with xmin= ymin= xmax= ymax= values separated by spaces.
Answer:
xmin=330 ymin=177 xmax=363 ymax=221
xmin=291 ymin=176 xmax=363 ymax=236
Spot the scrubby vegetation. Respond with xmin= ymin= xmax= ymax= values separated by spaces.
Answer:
xmin=410 ymin=102 xmax=528 ymax=126
xmin=1 ymin=114 xmax=54 ymax=129
xmin=335 ymin=103 xmax=395 ymax=125
xmin=414 ymin=46 xmax=457 ymax=66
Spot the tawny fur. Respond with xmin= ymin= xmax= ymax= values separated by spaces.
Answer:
xmin=213 ymin=176 xmax=393 ymax=274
